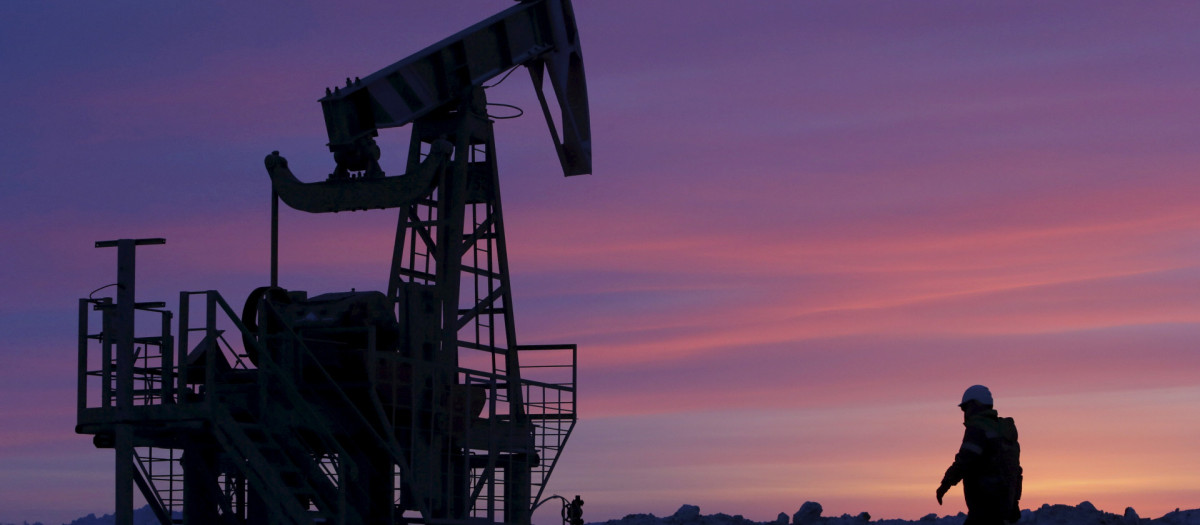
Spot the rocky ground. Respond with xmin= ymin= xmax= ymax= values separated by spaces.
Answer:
xmin=594 ymin=501 xmax=1200 ymax=525
xmin=6 ymin=501 xmax=1198 ymax=525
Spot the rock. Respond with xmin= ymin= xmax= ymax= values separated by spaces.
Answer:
xmin=1126 ymin=507 xmax=1141 ymax=523
xmin=672 ymin=505 xmax=701 ymax=523
xmin=794 ymin=502 xmax=823 ymax=525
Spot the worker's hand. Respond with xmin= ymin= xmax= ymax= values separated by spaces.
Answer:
xmin=936 ymin=483 xmax=950 ymax=505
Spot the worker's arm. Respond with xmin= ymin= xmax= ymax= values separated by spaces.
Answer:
xmin=937 ymin=425 xmax=987 ymax=504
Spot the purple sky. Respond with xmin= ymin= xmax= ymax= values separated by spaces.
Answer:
xmin=3 ymin=1 xmax=1200 ymax=524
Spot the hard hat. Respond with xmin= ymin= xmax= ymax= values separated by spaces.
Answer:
xmin=959 ymin=385 xmax=993 ymax=407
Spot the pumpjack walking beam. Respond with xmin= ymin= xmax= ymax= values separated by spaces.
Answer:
xmin=318 ymin=0 xmax=591 ymax=179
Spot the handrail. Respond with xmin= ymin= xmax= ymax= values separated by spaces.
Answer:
xmin=77 ymin=297 xmax=175 ymax=411
xmin=458 ymin=365 xmax=574 ymax=393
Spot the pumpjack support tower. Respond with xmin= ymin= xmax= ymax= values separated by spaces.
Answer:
xmin=75 ymin=1 xmax=590 ymax=524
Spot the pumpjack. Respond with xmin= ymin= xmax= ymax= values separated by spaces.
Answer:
xmin=75 ymin=1 xmax=590 ymax=524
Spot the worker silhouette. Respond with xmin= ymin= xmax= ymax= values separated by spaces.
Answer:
xmin=936 ymin=385 xmax=1023 ymax=525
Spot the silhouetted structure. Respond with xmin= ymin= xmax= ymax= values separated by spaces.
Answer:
xmin=75 ymin=2 xmax=590 ymax=524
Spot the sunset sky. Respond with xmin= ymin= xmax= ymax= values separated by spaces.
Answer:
xmin=3 ymin=1 xmax=1200 ymax=524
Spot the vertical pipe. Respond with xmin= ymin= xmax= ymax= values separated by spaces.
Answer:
xmin=161 ymin=311 xmax=174 ymax=404
xmin=271 ymin=190 xmax=279 ymax=288
xmin=101 ymin=307 xmax=113 ymax=409
xmin=116 ymin=240 xmax=136 ymax=410
xmin=205 ymin=292 xmax=217 ymax=401
xmin=177 ymin=292 xmax=190 ymax=404
xmin=78 ymin=299 xmax=89 ymax=414
xmin=114 ymin=239 xmax=136 ymax=525
xmin=115 ymin=425 xmax=134 ymax=525
xmin=488 ymin=377 xmax=498 ymax=522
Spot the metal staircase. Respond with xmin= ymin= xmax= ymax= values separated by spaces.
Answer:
xmin=200 ymin=291 xmax=367 ymax=525
xmin=210 ymin=407 xmax=343 ymax=524
xmin=133 ymin=446 xmax=195 ymax=525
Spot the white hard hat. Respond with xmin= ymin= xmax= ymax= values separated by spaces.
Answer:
xmin=959 ymin=385 xmax=993 ymax=407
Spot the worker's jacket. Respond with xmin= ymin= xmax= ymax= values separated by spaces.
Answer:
xmin=941 ymin=408 xmax=1022 ymax=525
